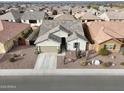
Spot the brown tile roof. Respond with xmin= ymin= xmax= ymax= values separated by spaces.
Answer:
xmin=86 ymin=21 xmax=124 ymax=44
xmin=0 ymin=21 xmax=30 ymax=43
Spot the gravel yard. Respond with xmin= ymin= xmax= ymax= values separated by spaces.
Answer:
xmin=0 ymin=46 xmax=37 ymax=69
xmin=57 ymin=51 xmax=124 ymax=69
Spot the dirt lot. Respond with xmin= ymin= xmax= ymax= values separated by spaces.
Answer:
xmin=0 ymin=46 xmax=37 ymax=69
xmin=57 ymin=51 xmax=124 ymax=69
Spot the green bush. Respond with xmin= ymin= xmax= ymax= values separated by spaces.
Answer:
xmin=80 ymin=60 xmax=88 ymax=66
xmin=99 ymin=48 xmax=109 ymax=56
xmin=121 ymin=51 xmax=124 ymax=55
xmin=9 ymin=57 xmax=16 ymax=62
xmin=120 ymin=62 xmax=124 ymax=66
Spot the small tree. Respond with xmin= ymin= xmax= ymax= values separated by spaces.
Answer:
xmin=121 ymin=51 xmax=124 ymax=56
xmin=75 ymin=47 xmax=82 ymax=59
xmin=52 ymin=10 xmax=57 ymax=15
xmin=99 ymin=47 xmax=109 ymax=56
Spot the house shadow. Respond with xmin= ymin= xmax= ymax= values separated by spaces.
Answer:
xmin=82 ymin=23 xmax=94 ymax=44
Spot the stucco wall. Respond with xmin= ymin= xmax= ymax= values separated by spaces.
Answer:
xmin=0 ymin=27 xmax=31 ymax=54
xmin=21 ymin=20 xmax=43 ymax=26
xmin=36 ymin=39 xmax=60 ymax=47
xmin=39 ymin=46 xmax=58 ymax=53
xmin=95 ymin=39 xmax=121 ymax=52
xmin=67 ymin=38 xmax=87 ymax=51
xmin=0 ymin=42 xmax=6 ymax=54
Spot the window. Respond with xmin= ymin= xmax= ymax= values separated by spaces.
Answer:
xmin=29 ymin=20 xmax=37 ymax=23
xmin=74 ymin=42 xmax=80 ymax=48
xmin=104 ymin=44 xmax=116 ymax=50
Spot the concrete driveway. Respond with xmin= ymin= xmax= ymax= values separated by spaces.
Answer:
xmin=34 ymin=53 xmax=57 ymax=70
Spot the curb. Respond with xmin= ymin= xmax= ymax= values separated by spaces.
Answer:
xmin=0 ymin=69 xmax=124 ymax=76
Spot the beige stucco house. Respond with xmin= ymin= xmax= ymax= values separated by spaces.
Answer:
xmin=0 ymin=20 xmax=31 ymax=54
xmin=85 ymin=21 xmax=124 ymax=52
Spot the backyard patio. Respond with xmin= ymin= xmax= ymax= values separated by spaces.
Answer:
xmin=57 ymin=50 xmax=124 ymax=69
xmin=0 ymin=46 xmax=37 ymax=69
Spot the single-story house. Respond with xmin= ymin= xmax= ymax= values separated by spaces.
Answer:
xmin=21 ymin=11 xmax=48 ymax=27
xmin=74 ymin=12 xmax=102 ymax=22
xmin=34 ymin=20 xmax=88 ymax=53
xmin=54 ymin=14 xmax=76 ymax=21
xmin=0 ymin=10 xmax=21 ymax=23
xmin=0 ymin=20 xmax=32 ymax=54
xmin=85 ymin=21 xmax=124 ymax=52
xmin=99 ymin=11 xmax=124 ymax=21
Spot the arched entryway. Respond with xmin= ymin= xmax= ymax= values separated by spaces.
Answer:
xmin=18 ymin=37 xmax=26 ymax=45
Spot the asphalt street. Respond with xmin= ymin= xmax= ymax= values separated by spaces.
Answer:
xmin=0 ymin=76 xmax=124 ymax=91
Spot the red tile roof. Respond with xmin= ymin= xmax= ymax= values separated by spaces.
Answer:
xmin=86 ymin=21 xmax=124 ymax=44
xmin=0 ymin=21 xmax=30 ymax=43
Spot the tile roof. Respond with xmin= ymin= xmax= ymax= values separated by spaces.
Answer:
xmin=54 ymin=14 xmax=76 ymax=21
xmin=21 ymin=11 xmax=46 ymax=20
xmin=0 ymin=10 xmax=21 ymax=20
xmin=35 ymin=20 xmax=87 ymax=44
xmin=0 ymin=21 xmax=30 ymax=43
xmin=86 ymin=21 xmax=124 ymax=44
xmin=75 ymin=12 xmax=101 ymax=20
xmin=102 ymin=11 xmax=124 ymax=20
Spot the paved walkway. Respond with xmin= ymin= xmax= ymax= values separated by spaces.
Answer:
xmin=34 ymin=53 xmax=57 ymax=70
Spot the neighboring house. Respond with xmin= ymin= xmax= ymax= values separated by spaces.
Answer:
xmin=74 ymin=12 xmax=102 ymax=22
xmin=72 ymin=7 xmax=87 ymax=15
xmin=34 ymin=20 xmax=88 ymax=53
xmin=54 ymin=14 xmax=76 ymax=21
xmin=21 ymin=11 xmax=48 ymax=27
xmin=85 ymin=21 xmax=124 ymax=52
xmin=87 ymin=8 xmax=99 ymax=15
xmin=0 ymin=20 xmax=32 ymax=54
xmin=99 ymin=11 xmax=124 ymax=21
xmin=0 ymin=10 xmax=21 ymax=22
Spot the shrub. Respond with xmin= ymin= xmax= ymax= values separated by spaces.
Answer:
xmin=103 ymin=62 xmax=112 ymax=67
xmin=80 ymin=60 xmax=88 ymax=66
xmin=99 ymin=48 xmax=109 ymax=56
xmin=34 ymin=51 xmax=41 ymax=55
xmin=13 ymin=54 xmax=20 ymax=57
xmin=120 ymin=62 xmax=124 ymax=66
xmin=9 ymin=57 xmax=16 ymax=62
xmin=121 ymin=51 xmax=124 ymax=56
xmin=52 ymin=10 xmax=57 ymax=15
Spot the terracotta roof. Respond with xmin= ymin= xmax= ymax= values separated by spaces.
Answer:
xmin=86 ymin=21 xmax=124 ymax=44
xmin=0 ymin=21 xmax=30 ymax=43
